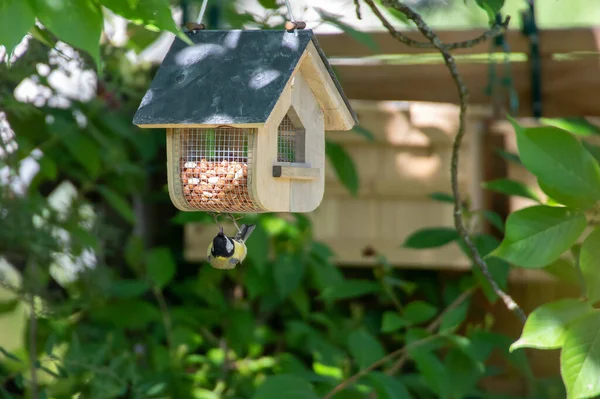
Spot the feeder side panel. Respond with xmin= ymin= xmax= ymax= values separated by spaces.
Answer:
xmin=253 ymin=82 xmax=293 ymax=213
xmin=289 ymin=72 xmax=325 ymax=213
xmin=166 ymin=128 xmax=196 ymax=211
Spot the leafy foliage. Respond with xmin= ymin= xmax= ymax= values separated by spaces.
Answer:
xmin=498 ymin=118 xmax=600 ymax=398
xmin=2 ymin=0 xmax=592 ymax=398
xmin=404 ymin=116 xmax=600 ymax=398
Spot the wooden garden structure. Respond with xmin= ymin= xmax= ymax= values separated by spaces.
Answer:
xmin=184 ymin=26 xmax=600 ymax=391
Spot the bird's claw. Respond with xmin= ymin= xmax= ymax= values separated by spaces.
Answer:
xmin=227 ymin=213 xmax=242 ymax=233
xmin=210 ymin=212 xmax=223 ymax=231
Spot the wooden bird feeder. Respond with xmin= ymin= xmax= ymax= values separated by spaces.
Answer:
xmin=132 ymin=29 xmax=357 ymax=213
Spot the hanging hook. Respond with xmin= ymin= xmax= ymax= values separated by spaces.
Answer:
xmin=185 ymin=0 xmax=208 ymax=33
xmin=284 ymin=0 xmax=299 ymax=36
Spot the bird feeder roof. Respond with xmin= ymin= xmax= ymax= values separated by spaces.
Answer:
xmin=132 ymin=29 xmax=357 ymax=130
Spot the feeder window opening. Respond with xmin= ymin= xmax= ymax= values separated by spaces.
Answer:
xmin=277 ymin=111 xmax=305 ymax=164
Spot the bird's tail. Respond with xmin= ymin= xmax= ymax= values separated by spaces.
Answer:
xmin=235 ymin=224 xmax=256 ymax=243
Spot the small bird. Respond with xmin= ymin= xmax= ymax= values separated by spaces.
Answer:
xmin=207 ymin=224 xmax=256 ymax=269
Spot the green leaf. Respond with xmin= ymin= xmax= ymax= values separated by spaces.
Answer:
xmin=257 ymin=0 xmax=278 ymax=9
xmin=51 ymin=117 xmax=101 ymax=177
xmin=381 ymin=312 xmax=409 ymax=333
xmin=315 ymin=8 xmax=379 ymax=51
xmin=403 ymin=228 xmax=459 ymax=249
xmin=440 ymin=295 xmax=470 ymax=333
xmin=290 ymin=288 xmax=310 ymax=318
xmin=0 ymin=0 xmax=35 ymax=57
xmin=579 ymin=228 xmax=600 ymax=303
xmin=274 ymin=254 xmax=305 ymax=300
xmin=225 ymin=309 xmax=255 ymax=356
xmin=496 ymin=149 xmax=522 ymax=165
xmin=308 ymin=257 xmax=344 ymax=292
xmin=0 ymin=347 xmax=23 ymax=363
xmin=92 ymin=300 xmax=161 ymax=329
xmin=326 ymin=140 xmax=359 ymax=197
xmin=561 ymin=311 xmax=600 ymax=399
xmin=538 ymin=179 xmax=597 ymax=210
xmin=126 ymin=24 xmax=160 ymax=53
xmin=246 ymin=222 xmax=269 ymax=273
xmin=445 ymin=347 xmax=484 ymax=398
xmin=383 ymin=277 xmax=417 ymax=295
xmin=374 ymin=0 xmax=409 ymax=24
xmin=37 ymin=156 xmax=58 ymax=181
xmin=403 ymin=301 xmax=437 ymax=325
xmin=510 ymin=299 xmax=593 ymax=351
xmin=252 ymin=375 xmax=319 ymax=399
xmin=97 ymin=186 xmax=135 ymax=224
xmin=146 ymin=247 xmax=176 ymax=288
xmin=107 ymin=279 xmax=150 ymax=298
xmin=352 ymin=125 xmax=375 ymax=142
xmin=543 ymin=258 xmax=580 ymax=286
xmin=482 ymin=178 xmax=540 ymax=202
xmin=488 ymin=205 xmax=586 ymax=268
xmin=509 ymin=118 xmax=600 ymax=204
xmin=410 ymin=351 xmax=450 ymax=399
xmin=540 ymin=117 xmax=600 ymax=137
xmin=347 ymin=329 xmax=386 ymax=369
xmin=583 ymin=141 xmax=600 ymax=164
xmin=474 ymin=0 xmax=505 ymax=24
xmin=319 ymin=280 xmax=380 ymax=301
xmin=101 ymin=0 xmax=178 ymax=34
xmin=0 ymin=299 xmax=19 ymax=314
xmin=483 ymin=210 xmax=505 ymax=232
xmin=368 ymin=372 xmax=414 ymax=399
xmin=428 ymin=192 xmax=454 ymax=203
xmin=35 ymin=0 xmax=103 ymax=67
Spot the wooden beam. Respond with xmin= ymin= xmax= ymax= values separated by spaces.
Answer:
xmin=316 ymin=27 xmax=600 ymax=57
xmin=300 ymin=42 xmax=356 ymax=131
xmin=330 ymin=58 xmax=600 ymax=117
xmin=273 ymin=165 xmax=320 ymax=180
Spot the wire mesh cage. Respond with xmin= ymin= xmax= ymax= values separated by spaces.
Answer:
xmin=167 ymin=127 xmax=264 ymax=213
xmin=277 ymin=114 xmax=305 ymax=163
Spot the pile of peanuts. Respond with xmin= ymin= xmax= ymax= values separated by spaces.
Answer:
xmin=180 ymin=159 xmax=257 ymax=210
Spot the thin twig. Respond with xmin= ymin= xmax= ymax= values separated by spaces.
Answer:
xmin=363 ymin=0 xmax=510 ymax=50
xmin=322 ymin=335 xmax=437 ymax=399
xmin=385 ymin=287 xmax=474 ymax=375
xmin=377 ymin=0 xmax=526 ymax=323
xmin=354 ymin=0 xmax=362 ymax=19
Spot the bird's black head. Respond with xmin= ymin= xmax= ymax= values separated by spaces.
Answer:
xmin=212 ymin=230 xmax=234 ymax=257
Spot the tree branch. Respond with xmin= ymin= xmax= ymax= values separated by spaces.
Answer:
xmin=385 ymin=287 xmax=474 ymax=375
xmin=374 ymin=0 xmax=526 ymax=323
xmin=323 ymin=287 xmax=474 ymax=398
xmin=354 ymin=0 xmax=362 ymax=19
xmin=364 ymin=0 xmax=510 ymax=50
xmin=322 ymin=335 xmax=437 ymax=399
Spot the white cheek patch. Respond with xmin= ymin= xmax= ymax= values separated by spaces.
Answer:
xmin=226 ymin=238 xmax=234 ymax=253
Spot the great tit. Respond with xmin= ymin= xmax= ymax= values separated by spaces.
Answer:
xmin=207 ymin=224 xmax=256 ymax=269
